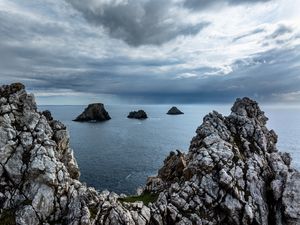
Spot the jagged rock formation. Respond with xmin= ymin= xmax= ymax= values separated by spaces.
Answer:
xmin=0 ymin=83 xmax=299 ymax=225
xmin=74 ymin=103 xmax=111 ymax=122
xmin=167 ymin=107 xmax=184 ymax=115
xmin=146 ymin=97 xmax=300 ymax=225
xmin=127 ymin=110 xmax=148 ymax=119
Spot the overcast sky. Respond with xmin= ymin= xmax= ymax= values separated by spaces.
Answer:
xmin=0 ymin=0 xmax=299 ymax=105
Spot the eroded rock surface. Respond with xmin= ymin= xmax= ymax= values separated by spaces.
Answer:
xmin=74 ymin=103 xmax=111 ymax=122
xmin=0 ymin=83 xmax=299 ymax=225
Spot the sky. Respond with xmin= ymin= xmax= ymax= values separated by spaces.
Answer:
xmin=0 ymin=0 xmax=299 ymax=105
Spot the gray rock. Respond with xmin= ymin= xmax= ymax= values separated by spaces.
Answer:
xmin=167 ymin=106 xmax=184 ymax=115
xmin=282 ymin=171 xmax=300 ymax=224
xmin=127 ymin=110 xmax=148 ymax=119
xmin=32 ymin=184 xmax=55 ymax=219
xmin=74 ymin=103 xmax=111 ymax=122
xmin=16 ymin=205 xmax=40 ymax=225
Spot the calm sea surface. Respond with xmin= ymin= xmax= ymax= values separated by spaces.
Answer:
xmin=39 ymin=104 xmax=300 ymax=194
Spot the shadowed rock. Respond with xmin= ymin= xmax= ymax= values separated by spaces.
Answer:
xmin=127 ymin=110 xmax=148 ymax=119
xmin=0 ymin=82 xmax=25 ymax=97
xmin=0 ymin=84 xmax=299 ymax=225
xmin=167 ymin=106 xmax=184 ymax=115
xmin=42 ymin=110 xmax=53 ymax=121
xmin=74 ymin=103 xmax=111 ymax=122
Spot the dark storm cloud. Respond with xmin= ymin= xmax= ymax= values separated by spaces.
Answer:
xmin=183 ymin=0 xmax=271 ymax=11
xmin=1 ymin=0 xmax=299 ymax=104
xmin=65 ymin=0 xmax=274 ymax=46
xmin=65 ymin=0 xmax=209 ymax=46
xmin=114 ymin=46 xmax=300 ymax=103
xmin=21 ymin=45 xmax=300 ymax=104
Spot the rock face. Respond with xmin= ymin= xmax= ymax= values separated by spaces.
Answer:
xmin=167 ymin=106 xmax=184 ymax=115
xmin=0 ymin=83 xmax=299 ymax=225
xmin=74 ymin=103 xmax=111 ymax=122
xmin=127 ymin=110 xmax=148 ymax=119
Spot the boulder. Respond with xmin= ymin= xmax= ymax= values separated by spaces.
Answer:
xmin=127 ymin=110 xmax=148 ymax=119
xmin=167 ymin=106 xmax=184 ymax=115
xmin=74 ymin=103 xmax=111 ymax=122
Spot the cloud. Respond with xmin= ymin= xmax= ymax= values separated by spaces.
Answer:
xmin=183 ymin=0 xmax=272 ymax=11
xmin=65 ymin=0 xmax=209 ymax=46
xmin=175 ymin=72 xmax=198 ymax=79
xmin=19 ymin=44 xmax=300 ymax=104
xmin=65 ymin=0 xmax=274 ymax=46
xmin=267 ymin=24 xmax=293 ymax=39
xmin=232 ymin=28 xmax=266 ymax=42
xmin=0 ymin=0 xmax=300 ymax=104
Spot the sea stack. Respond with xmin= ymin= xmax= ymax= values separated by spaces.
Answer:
xmin=167 ymin=106 xmax=184 ymax=115
xmin=74 ymin=103 xmax=111 ymax=122
xmin=127 ymin=110 xmax=148 ymax=119
xmin=0 ymin=83 xmax=299 ymax=225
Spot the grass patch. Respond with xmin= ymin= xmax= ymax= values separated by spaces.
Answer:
xmin=119 ymin=192 xmax=158 ymax=206
xmin=88 ymin=207 xmax=98 ymax=219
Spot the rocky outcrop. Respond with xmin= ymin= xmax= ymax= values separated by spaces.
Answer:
xmin=0 ymin=83 xmax=299 ymax=225
xmin=145 ymin=97 xmax=300 ymax=225
xmin=74 ymin=103 xmax=111 ymax=122
xmin=127 ymin=110 xmax=148 ymax=119
xmin=167 ymin=106 xmax=184 ymax=115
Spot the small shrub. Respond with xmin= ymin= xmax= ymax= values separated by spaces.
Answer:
xmin=119 ymin=192 xmax=158 ymax=206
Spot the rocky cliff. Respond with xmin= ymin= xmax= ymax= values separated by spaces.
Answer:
xmin=0 ymin=83 xmax=299 ymax=225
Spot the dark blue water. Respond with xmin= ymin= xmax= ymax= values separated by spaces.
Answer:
xmin=39 ymin=104 xmax=300 ymax=194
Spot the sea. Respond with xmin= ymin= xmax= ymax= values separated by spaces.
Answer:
xmin=39 ymin=104 xmax=300 ymax=194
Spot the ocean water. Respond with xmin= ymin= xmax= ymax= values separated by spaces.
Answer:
xmin=39 ymin=104 xmax=300 ymax=194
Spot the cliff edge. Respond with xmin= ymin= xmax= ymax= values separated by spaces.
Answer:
xmin=0 ymin=83 xmax=299 ymax=225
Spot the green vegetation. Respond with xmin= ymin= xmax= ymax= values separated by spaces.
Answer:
xmin=88 ymin=207 xmax=98 ymax=219
xmin=0 ymin=209 xmax=16 ymax=225
xmin=22 ymin=199 xmax=32 ymax=206
xmin=119 ymin=192 xmax=158 ymax=206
